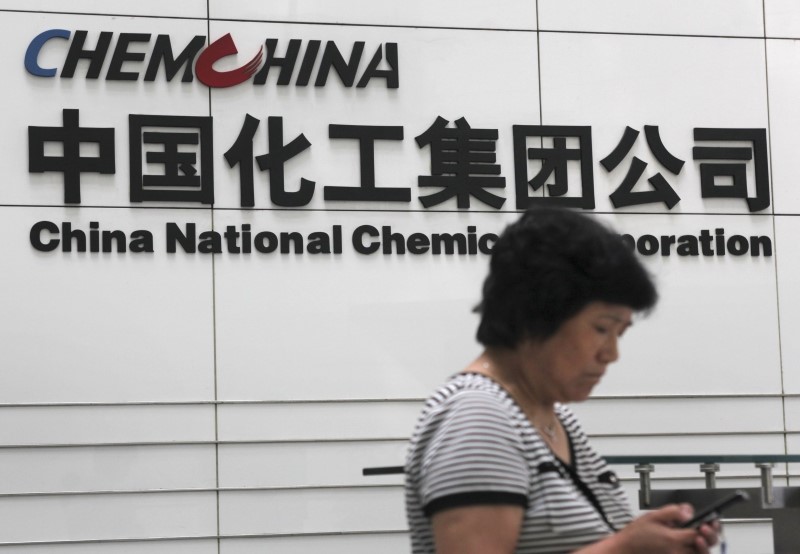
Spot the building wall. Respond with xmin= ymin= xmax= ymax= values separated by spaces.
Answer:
xmin=0 ymin=1 xmax=797 ymax=552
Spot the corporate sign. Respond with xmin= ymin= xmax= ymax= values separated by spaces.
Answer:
xmin=25 ymin=30 xmax=398 ymax=88
xmin=22 ymin=28 xmax=772 ymax=258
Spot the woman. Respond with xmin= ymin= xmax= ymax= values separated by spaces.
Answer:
xmin=405 ymin=208 xmax=718 ymax=553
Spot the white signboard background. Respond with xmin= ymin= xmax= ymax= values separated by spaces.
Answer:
xmin=0 ymin=2 xmax=795 ymax=552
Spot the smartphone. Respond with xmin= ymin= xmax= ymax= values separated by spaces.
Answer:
xmin=679 ymin=490 xmax=749 ymax=528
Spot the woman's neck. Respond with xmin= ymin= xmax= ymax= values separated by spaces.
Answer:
xmin=470 ymin=349 xmax=569 ymax=461
xmin=471 ymin=349 xmax=556 ymax=418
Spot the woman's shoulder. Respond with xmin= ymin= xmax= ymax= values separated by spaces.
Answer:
xmin=413 ymin=372 xmax=522 ymax=435
xmin=424 ymin=372 xmax=514 ymax=411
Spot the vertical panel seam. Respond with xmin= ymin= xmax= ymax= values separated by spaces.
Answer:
xmin=761 ymin=0 xmax=789 ymax=484
xmin=206 ymin=1 xmax=222 ymax=550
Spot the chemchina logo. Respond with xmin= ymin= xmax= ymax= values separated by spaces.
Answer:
xmin=24 ymin=30 xmax=399 ymax=89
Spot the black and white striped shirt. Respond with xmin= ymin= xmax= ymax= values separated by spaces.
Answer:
xmin=405 ymin=373 xmax=632 ymax=554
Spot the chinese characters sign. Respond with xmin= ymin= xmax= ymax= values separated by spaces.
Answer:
xmin=29 ymin=109 xmax=770 ymax=213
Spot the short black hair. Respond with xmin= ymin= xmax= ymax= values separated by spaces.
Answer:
xmin=475 ymin=208 xmax=657 ymax=348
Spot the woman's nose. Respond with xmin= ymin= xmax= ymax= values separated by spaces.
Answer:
xmin=599 ymin=335 xmax=619 ymax=363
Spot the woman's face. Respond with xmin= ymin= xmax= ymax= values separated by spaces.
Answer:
xmin=519 ymin=301 xmax=633 ymax=403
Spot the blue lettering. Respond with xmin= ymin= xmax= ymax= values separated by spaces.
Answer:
xmin=25 ymin=29 xmax=71 ymax=77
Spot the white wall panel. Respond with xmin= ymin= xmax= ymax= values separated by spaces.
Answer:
xmin=779 ymin=398 xmax=800 ymax=430
xmin=219 ymin=441 xmax=406 ymax=488
xmin=0 ymin=492 xmax=217 ymax=543
xmin=595 ymin=433 xmax=785 ymax=459
xmin=213 ymin=209 xmax=525 ymax=400
xmin=767 ymin=40 xmax=800 ymax=213
xmin=0 ymin=541 xmax=219 ymax=554
xmin=221 ymin=533 xmax=409 ymax=554
xmin=765 ymin=0 xmax=800 ymax=37
xmin=575 ymin=397 xmax=784 ymax=434
xmin=209 ymin=0 xmax=536 ymax=30
xmin=0 ymin=405 xmax=215 ymax=445
xmin=539 ymin=33 xmax=769 ymax=214
xmin=723 ymin=521 xmax=775 ymax=554
xmin=0 ymin=2 xmax=206 ymax=18
xmin=775 ymin=218 xmax=800 ymax=393
xmin=538 ymin=0 xmax=764 ymax=37
xmin=0 ymin=445 xmax=216 ymax=494
xmin=219 ymin=487 xmax=405 ymax=535
xmin=217 ymin=402 xmax=421 ymax=441
xmin=0 ymin=208 xmax=215 ymax=403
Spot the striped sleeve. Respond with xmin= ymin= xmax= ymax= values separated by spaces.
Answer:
xmin=418 ymin=389 xmax=530 ymax=516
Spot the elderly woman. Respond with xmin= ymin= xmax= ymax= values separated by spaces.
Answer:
xmin=405 ymin=208 xmax=718 ymax=553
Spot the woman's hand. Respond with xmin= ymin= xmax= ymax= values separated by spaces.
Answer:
xmin=608 ymin=503 xmax=720 ymax=554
